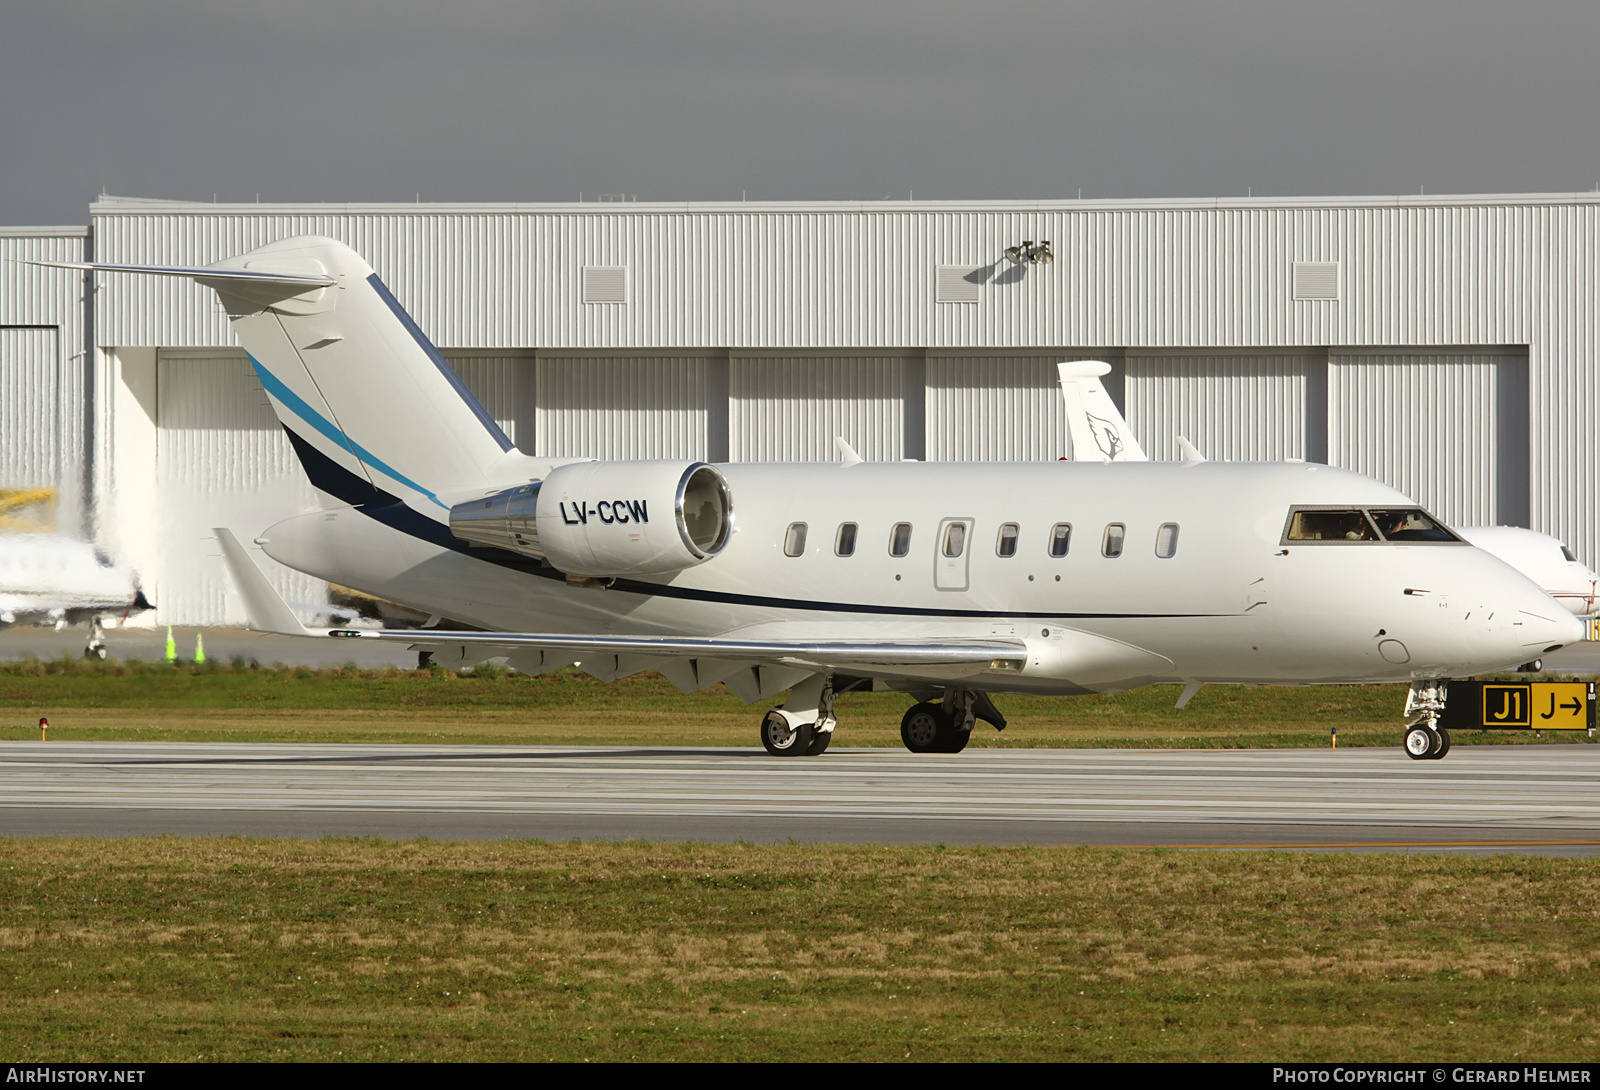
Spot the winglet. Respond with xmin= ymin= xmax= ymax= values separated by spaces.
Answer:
xmin=1176 ymin=436 xmax=1207 ymax=465
xmin=835 ymin=436 xmax=864 ymax=466
xmin=214 ymin=528 xmax=312 ymax=636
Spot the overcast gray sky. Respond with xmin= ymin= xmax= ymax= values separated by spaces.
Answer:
xmin=3 ymin=0 xmax=1597 ymax=223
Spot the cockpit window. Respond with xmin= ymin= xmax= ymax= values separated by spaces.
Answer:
xmin=1286 ymin=509 xmax=1378 ymax=541
xmin=1282 ymin=506 xmax=1461 ymax=545
xmin=1366 ymin=509 xmax=1459 ymax=543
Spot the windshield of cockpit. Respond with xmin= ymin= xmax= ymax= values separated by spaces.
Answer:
xmin=1283 ymin=506 xmax=1460 ymax=544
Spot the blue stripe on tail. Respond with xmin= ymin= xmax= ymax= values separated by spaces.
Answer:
xmin=249 ymin=354 xmax=448 ymax=509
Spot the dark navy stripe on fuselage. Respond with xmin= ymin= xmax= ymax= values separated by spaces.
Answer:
xmin=282 ymin=422 xmax=1226 ymax=622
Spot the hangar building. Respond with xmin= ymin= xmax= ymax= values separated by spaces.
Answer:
xmin=2 ymin=193 xmax=1597 ymax=625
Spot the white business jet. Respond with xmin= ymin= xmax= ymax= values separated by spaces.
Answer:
xmin=0 ymin=533 xmax=154 ymax=657
xmin=1055 ymin=361 xmax=1600 ymax=626
xmin=1453 ymin=527 xmax=1599 ymax=618
xmin=35 ymin=239 xmax=1585 ymax=761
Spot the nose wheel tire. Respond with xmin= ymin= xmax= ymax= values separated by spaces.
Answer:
xmin=761 ymin=710 xmax=815 ymax=756
xmin=1404 ymin=725 xmax=1449 ymax=760
xmin=805 ymin=729 xmax=833 ymax=757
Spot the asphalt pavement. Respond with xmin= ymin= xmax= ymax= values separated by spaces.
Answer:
xmin=3 ymin=742 xmax=1597 ymax=853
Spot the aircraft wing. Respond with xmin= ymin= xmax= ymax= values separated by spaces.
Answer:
xmin=214 ymin=528 xmax=1026 ymax=688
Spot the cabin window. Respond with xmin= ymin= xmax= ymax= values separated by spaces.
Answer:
xmin=1155 ymin=523 xmax=1179 ymax=558
xmin=1102 ymin=523 xmax=1125 ymax=558
xmin=942 ymin=522 xmax=967 ymax=557
xmin=889 ymin=522 xmax=913 ymax=558
xmin=1048 ymin=523 xmax=1072 ymax=558
xmin=996 ymin=523 xmax=1019 ymax=557
xmin=784 ymin=522 xmax=808 ymax=557
xmin=835 ymin=523 xmax=858 ymax=557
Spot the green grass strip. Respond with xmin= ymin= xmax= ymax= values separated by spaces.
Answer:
xmin=1 ymin=839 xmax=1597 ymax=1061
xmin=0 ymin=658 xmax=1592 ymax=749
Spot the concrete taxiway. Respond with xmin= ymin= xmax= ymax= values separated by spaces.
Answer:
xmin=2 ymin=742 xmax=1597 ymax=854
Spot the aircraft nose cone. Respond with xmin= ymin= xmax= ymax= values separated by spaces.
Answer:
xmin=1515 ymin=602 xmax=1587 ymax=652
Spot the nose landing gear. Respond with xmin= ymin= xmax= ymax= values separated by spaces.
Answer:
xmin=1402 ymin=679 xmax=1452 ymax=760
xmin=1403 ymin=723 xmax=1451 ymax=760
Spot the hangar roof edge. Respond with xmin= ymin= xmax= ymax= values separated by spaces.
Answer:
xmin=87 ymin=192 xmax=1600 ymax=217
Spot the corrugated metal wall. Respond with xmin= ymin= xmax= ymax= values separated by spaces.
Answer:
xmin=729 ymin=351 xmax=910 ymax=462
xmin=1127 ymin=350 xmax=1312 ymax=462
xmin=88 ymin=198 xmax=1550 ymax=351
xmin=1327 ymin=349 xmax=1511 ymax=528
xmin=22 ymin=195 xmax=1599 ymax=581
xmin=440 ymin=351 xmax=531 ymax=449
xmin=535 ymin=352 xmax=712 ymax=459
xmin=0 ymin=230 xmax=87 ymax=534
xmin=925 ymin=350 xmax=1110 ymax=461
xmin=0 ymin=328 xmax=60 ymax=491
xmin=155 ymin=350 xmax=327 ymax=626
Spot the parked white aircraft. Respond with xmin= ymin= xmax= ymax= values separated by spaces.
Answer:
xmin=37 ymin=239 xmax=1586 ymax=761
xmin=0 ymin=533 xmax=153 ymax=657
xmin=1454 ymin=527 xmax=1599 ymax=618
xmin=1054 ymin=361 xmax=1600 ymax=623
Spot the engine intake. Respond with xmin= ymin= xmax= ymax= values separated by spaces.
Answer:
xmin=449 ymin=461 xmax=733 ymax=577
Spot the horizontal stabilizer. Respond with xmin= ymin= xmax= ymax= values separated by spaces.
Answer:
xmin=24 ymin=259 xmax=335 ymax=287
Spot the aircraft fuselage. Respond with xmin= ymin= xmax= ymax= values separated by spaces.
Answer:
xmin=259 ymin=458 xmax=1580 ymax=695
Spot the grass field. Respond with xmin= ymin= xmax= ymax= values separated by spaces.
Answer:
xmin=0 ymin=657 xmax=1594 ymax=750
xmin=2 ymin=660 xmax=1597 ymax=1061
xmin=2 ymin=839 xmax=1597 ymax=1062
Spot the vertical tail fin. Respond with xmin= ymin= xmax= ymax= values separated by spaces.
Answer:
xmin=37 ymin=237 xmax=523 ymax=516
xmin=212 ymin=237 xmax=517 ymax=514
xmin=1057 ymin=361 xmax=1147 ymax=462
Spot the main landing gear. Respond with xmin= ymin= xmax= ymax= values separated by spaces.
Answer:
xmin=757 ymin=676 xmax=1006 ymax=757
xmin=899 ymin=688 xmax=1007 ymax=755
xmin=1402 ymin=679 xmax=1452 ymax=761
xmin=83 ymin=619 xmax=108 ymax=661
xmin=760 ymin=674 xmax=836 ymax=757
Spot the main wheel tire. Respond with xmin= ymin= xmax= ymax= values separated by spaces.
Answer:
xmin=1430 ymin=727 xmax=1452 ymax=760
xmin=1403 ymin=725 xmax=1437 ymax=760
xmin=900 ymin=702 xmax=954 ymax=754
xmin=805 ymin=729 xmax=833 ymax=756
xmin=761 ymin=710 xmax=815 ymax=756
xmin=943 ymin=726 xmax=971 ymax=754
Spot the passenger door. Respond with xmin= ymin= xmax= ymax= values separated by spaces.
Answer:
xmin=935 ymin=517 xmax=975 ymax=591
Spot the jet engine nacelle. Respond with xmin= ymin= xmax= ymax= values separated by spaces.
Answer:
xmin=449 ymin=461 xmax=734 ymax=577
